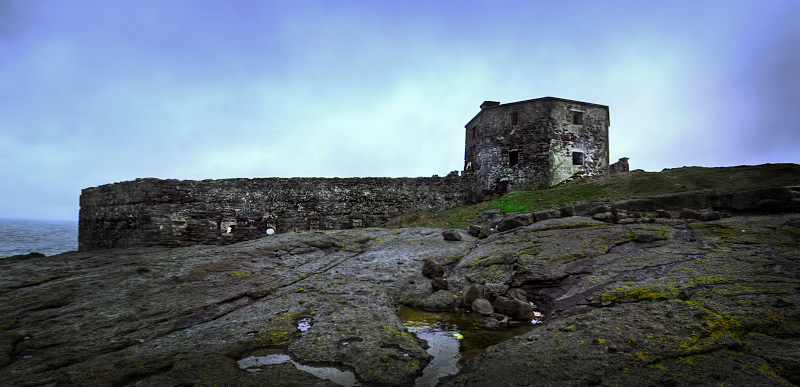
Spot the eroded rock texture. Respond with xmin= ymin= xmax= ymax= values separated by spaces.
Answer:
xmin=1 ymin=214 xmax=799 ymax=386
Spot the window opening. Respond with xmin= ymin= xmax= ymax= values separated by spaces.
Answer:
xmin=509 ymin=112 xmax=519 ymax=125
xmin=509 ymin=150 xmax=519 ymax=166
xmin=572 ymin=151 xmax=585 ymax=166
xmin=572 ymin=111 xmax=584 ymax=125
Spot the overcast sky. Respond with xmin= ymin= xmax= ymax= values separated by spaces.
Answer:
xmin=1 ymin=0 xmax=799 ymax=221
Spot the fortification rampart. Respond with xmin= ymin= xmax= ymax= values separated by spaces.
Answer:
xmin=78 ymin=174 xmax=474 ymax=251
xmin=78 ymin=97 xmax=622 ymax=251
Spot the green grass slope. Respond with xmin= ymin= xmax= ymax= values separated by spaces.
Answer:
xmin=385 ymin=163 xmax=800 ymax=229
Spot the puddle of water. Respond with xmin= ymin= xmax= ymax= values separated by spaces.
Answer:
xmin=414 ymin=329 xmax=460 ymax=387
xmin=237 ymin=351 xmax=359 ymax=387
xmin=399 ymin=306 xmax=537 ymax=387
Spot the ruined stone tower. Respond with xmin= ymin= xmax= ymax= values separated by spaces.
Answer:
xmin=464 ymin=97 xmax=610 ymax=192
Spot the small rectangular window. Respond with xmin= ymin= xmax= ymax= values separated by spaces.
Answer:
xmin=572 ymin=151 xmax=584 ymax=166
xmin=509 ymin=150 xmax=519 ymax=166
xmin=572 ymin=111 xmax=584 ymax=125
xmin=509 ymin=112 xmax=519 ymax=126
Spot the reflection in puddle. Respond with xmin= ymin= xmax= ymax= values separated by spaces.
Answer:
xmin=237 ymin=353 xmax=359 ymax=387
xmin=399 ymin=307 xmax=537 ymax=387
xmin=414 ymin=328 xmax=461 ymax=387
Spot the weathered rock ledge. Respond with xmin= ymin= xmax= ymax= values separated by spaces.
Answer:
xmin=1 ymin=210 xmax=799 ymax=386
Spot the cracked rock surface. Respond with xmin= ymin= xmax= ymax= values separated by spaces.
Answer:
xmin=2 ymin=215 xmax=799 ymax=386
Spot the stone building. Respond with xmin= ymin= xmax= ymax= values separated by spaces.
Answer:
xmin=465 ymin=97 xmax=611 ymax=191
xmin=78 ymin=97 xmax=625 ymax=250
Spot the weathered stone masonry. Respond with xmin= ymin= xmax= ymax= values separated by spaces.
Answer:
xmin=465 ymin=97 xmax=611 ymax=191
xmin=79 ymin=175 xmax=473 ymax=250
xmin=80 ymin=97 xmax=626 ymax=251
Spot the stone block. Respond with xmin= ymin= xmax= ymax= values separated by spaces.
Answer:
xmin=462 ymin=284 xmax=484 ymax=307
xmin=442 ymin=229 xmax=462 ymax=241
xmin=471 ymin=298 xmax=494 ymax=315
xmin=468 ymin=225 xmax=490 ymax=239
xmin=533 ymin=209 xmax=561 ymax=222
xmin=492 ymin=296 xmax=533 ymax=320
xmin=422 ymin=258 xmax=443 ymax=278
xmin=419 ymin=290 xmax=457 ymax=312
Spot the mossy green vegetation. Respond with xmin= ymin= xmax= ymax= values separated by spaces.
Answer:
xmin=384 ymin=164 xmax=800 ymax=229
xmin=599 ymin=282 xmax=680 ymax=304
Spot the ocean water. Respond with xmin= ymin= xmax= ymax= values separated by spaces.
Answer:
xmin=0 ymin=218 xmax=79 ymax=258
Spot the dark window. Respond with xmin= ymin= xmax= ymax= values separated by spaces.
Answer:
xmin=572 ymin=151 xmax=584 ymax=165
xmin=510 ymin=112 xmax=519 ymax=125
xmin=509 ymin=150 xmax=519 ymax=166
xmin=572 ymin=111 xmax=584 ymax=125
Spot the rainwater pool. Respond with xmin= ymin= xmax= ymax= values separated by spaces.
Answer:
xmin=398 ymin=307 xmax=538 ymax=387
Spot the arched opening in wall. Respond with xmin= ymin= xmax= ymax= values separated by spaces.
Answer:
xmin=509 ymin=150 xmax=519 ymax=166
xmin=572 ymin=151 xmax=585 ymax=166
xmin=262 ymin=213 xmax=277 ymax=235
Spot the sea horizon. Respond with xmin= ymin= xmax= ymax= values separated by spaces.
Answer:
xmin=0 ymin=217 xmax=79 ymax=258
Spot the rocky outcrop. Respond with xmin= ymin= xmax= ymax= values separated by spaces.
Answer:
xmin=474 ymin=186 xmax=800 ymax=238
xmin=2 ymin=212 xmax=799 ymax=386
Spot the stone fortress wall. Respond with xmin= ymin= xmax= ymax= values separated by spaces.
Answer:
xmin=79 ymin=175 xmax=473 ymax=251
xmin=79 ymin=97 xmax=625 ymax=251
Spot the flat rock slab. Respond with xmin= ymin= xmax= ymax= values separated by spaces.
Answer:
xmin=2 ymin=215 xmax=799 ymax=386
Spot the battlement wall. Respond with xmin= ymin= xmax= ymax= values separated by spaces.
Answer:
xmin=78 ymin=175 xmax=474 ymax=251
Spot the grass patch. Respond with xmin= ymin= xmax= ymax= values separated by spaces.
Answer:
xmin=384 ymin=164 xmax=800 ymax=229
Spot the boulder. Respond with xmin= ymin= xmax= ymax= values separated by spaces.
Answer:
xmin=462 ymin=284 xmax=485 ymax=307
xmin=468 ymin=225 xmax=490 ymax=239
xmin=698 ymin=208 xmax=722 ymax=221
xmin=471 ymin=298 xmax=494 ymax=315
xmin=679 ymin=208 xmax=700 ymax=219
xmin=492 ymin=296 xmax=533 ymax=320
xmin=441 ymin=230 xmax=462 ymax=241
xmin=421 ymin=258 xmax=443 ymax=278
xmin=655 ymin=209 xmax=672 ymax=218
xmin=505 ymin=288 xmax=528 ymax=301
xmin=494 ymin=214 xmax=534 ymax=232
xmin=419 ymin=290 xmax=457 ymax=312
xmin=588 ymin=204 xmax=612 ymax=215
xmin=593 ymin=212 xmax=614 ymax=222
xmin=484 ymin=282 xmax=510 ymax=299
xmin=533 ymin=209 xmax=561 ymax=222
xmin=431 ymin=277 xmax=448 ymax=291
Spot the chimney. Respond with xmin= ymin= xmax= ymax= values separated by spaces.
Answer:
xmin=480 ymin=101 xmax=500 ymax=110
